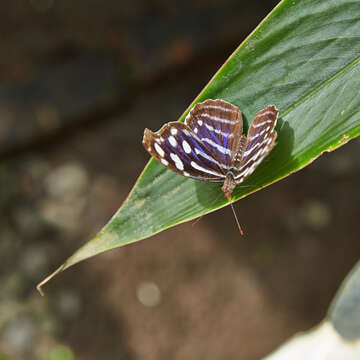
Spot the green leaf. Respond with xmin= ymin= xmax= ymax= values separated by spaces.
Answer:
xmin=38 ymin=0 xmax=360 ymax=293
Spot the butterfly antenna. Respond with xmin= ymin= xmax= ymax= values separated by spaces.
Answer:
xmin=230 ymin=201 xmax=244 ymax=236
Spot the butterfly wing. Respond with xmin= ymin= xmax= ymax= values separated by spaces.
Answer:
xmin=184 ymin=99 xmax=243 ymax=169
xmin=143 ymin=122 xmax=226 ymax=182
xmin=233 ymin=105 xmax=278 ymax=184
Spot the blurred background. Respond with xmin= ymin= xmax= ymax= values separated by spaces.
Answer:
xmin=0 ymin=0 xmax=359 ymax=359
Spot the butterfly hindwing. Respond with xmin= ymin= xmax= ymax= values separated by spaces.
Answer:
xmin=143 ymin=122 xmax=226 ymax=182
xmin=233 ymin=105 xmax=278 ymax=184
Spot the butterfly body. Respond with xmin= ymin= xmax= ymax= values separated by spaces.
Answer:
xmin=143 ymin=99 xmax=278 ymax=200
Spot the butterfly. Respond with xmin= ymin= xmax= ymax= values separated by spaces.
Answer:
xmin=143 ymin=99 xmax=278 ymax=202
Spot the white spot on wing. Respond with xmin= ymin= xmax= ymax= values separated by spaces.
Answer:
xmin=201 ymin=138 xmax=232 ymax=155
xmin=194 ymin=128 xmax=198 ymax=134
xmin=252 ymin=119 xmax=274 ymax=128
xmin=170 ymin=153 xmax=184 ymax=170
xmin=194 ymin=148 xmax=227 ymax=169
xmin=257 ymin=110 xmax=276 ymax=118
xmin=204 ymin=123 xmax=233 ymax=138
xmin=182 ymin=140 xmax=191 ymax=154
xmin=235 ymin=147 xmax=268 ymax=180
xmin=235 ymin=166 xmax=251 ymax=180
xmin=244 ymin=135 xmax=271 ymax=157
xmin=198 ymin=120 xmax=203 ymax=126
xmin=171 ymin=128 xmax=178 ymax=135
xmin=169 ymin=136 xmax=177 ymax=147
xmin=183 ymin=171 xmax=190 ymax=177
xmin=154 ymin=143 xmax=165 ymax=157
xmin=236 ymin=155 xmax=265 ymax=181
xmin=190 ymin=161 xmax=225 ymax=178
xmin=249 ymin=127 xmax=268 ymax=141
xmin=202 ymin=105 xmax=234 ymax=113
xmin=201 ymin=113 xmax=236 ymax=124
xmin=161 ymin=158 xmax=169 ymax=166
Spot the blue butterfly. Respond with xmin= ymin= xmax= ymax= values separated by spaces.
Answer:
xmin=143 ymin=99 xmax=278 ymax=200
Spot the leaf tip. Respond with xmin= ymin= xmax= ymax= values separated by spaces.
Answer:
xmin=36 ymin=265 xmax=64 ymax=296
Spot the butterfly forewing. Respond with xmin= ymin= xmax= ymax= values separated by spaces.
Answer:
xmin=234 ymin=105 xmax=278 ymax=184
xmin=184 ymin=99 xmax=243 ymax=169
xmin=143 ymin=122 xmax=226 ymax=182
